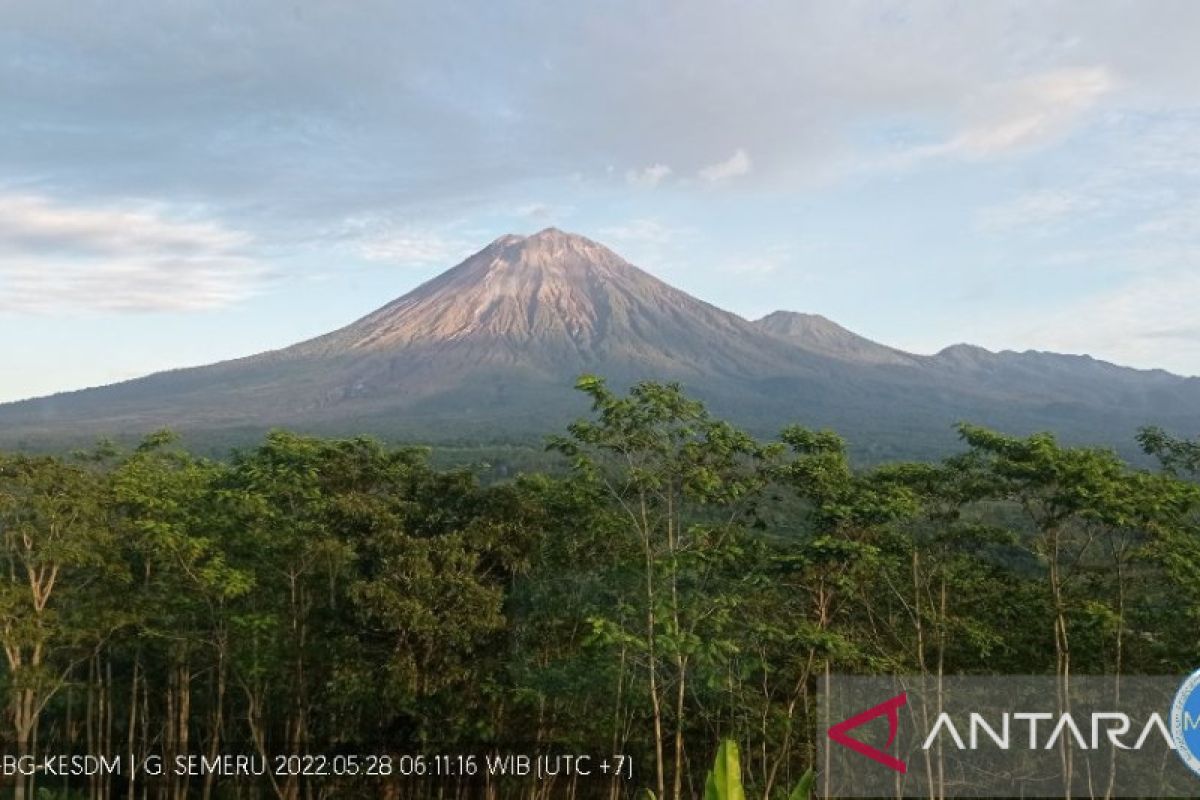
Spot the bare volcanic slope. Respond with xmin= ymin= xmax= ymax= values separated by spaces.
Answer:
xmin=0 ymin=230 xmax=832 ymax=441
xmin=2 ymin=228 xmax=1198 ymax=457
xmin=279 ymin=228 xmax=802 ymax=376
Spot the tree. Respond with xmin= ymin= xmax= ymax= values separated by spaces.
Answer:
xmin=551 ymin=376 xmax=779 ymax=800
xmin=951 ymin=426 xmax=1199 ymax=796
xmin=110 ymin=432 xmax=247 ymax=800
xmin=0 ymin=453 xmax=116 ymax=800
xmin=1139 ymin=426 xmax=1200 ymax=478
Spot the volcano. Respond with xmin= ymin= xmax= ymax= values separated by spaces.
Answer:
xmin=3 ymin=228 xmax=1198 ymax=459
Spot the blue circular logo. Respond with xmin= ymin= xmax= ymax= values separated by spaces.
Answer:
xmin=1172 ymin=669 xmax=1200 ymax=778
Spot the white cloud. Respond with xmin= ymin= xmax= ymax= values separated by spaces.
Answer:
xmin=599 ymin=218 xmax=683 ymax=246
xmin=698 ymin=149 xmax=752 ymax=182
xmin=513 ymin=203 xmax=552 ymax=219
xmin=512 ymin=202 xmax=572 ymax=221
xmin=0 ymin=193 xmax=265 ymax=313
xmin=4 ymin=4 xmax=1198 ymax=217
xmin=880 ymin=67 xmax=1117 ymax=170
xmin=950 ymin=68 xmax=1115 ymax=157
xmin=597 ymin=218 xmax=697 ymax=276
xmin=2 ymin=3 xmax=1199 ymax=381
xmin=977 ymin=189 xmax=1104 ymax=232
xmin=352 ymin=220 xmax=473 ymax=266
xmin=625 ymin=163 xmax=672 ymax=189
xmin=0 ymin=194 xmax=249 ymax=254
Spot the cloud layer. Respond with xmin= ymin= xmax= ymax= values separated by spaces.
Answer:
xmin=6 ymin=2 xmax=1196 ymax=213
xmin=0 ymin=194 xmax=265 ymax=313
xmin=2 ymin=1 xmax=1200 ymax=380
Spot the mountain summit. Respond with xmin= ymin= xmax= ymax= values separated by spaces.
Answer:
xmin=2 ymin=229 xmax=1197 ymax=458
xmin=292 ymin=229 xmax=638 ymax=354
xmin=754 ymin=311 xmax=918 ymax=366
xmin=281 ymin=228 xmax=788 ymax=377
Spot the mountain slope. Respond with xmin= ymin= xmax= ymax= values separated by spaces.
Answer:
xmin=0 ymin=229 xmax=827 ymax=439
xmin=754 ymin=311 xmax=920 ymax=366
xmin=277 ymin=228 xmax=808 ymax=377
xmin=1 ymin=228 xmax=1197 ymax=459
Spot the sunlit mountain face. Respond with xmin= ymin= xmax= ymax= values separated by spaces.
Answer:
xmin=2 ymin=229 xmax=1197 ymax=460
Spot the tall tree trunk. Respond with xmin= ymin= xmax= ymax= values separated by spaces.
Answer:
xmin=128 ymin=655 xmax=140 ymax=800
xmin=203 ymin=644 xmax=227 ymax=800
xmin=671 ymin=654 xmax=687 ymax=800
xmin=639 ymin=493 xmax=666 ymax=800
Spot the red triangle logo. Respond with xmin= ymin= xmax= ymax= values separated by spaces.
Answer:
xmin=827 ymin=692 xmax=908 ymax=773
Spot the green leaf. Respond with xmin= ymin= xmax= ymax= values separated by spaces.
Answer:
xmin=704 ymin=739 xmax=745 ymax=800
xmin=788 ymin=768 xmax=816 ymax=800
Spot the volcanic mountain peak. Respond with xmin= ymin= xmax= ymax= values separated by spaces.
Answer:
xmin=478 ymin=227 xmax=622 ymax=272
xmin=2 ymin=228 xmax=1197 ymax=461
xmin=282 ymin=227 xmax=765 ymax=369
xmin=754 ymin=310 xmax=920 ymax=366
xmin=284 ymin=229 xmax=625 ymax=355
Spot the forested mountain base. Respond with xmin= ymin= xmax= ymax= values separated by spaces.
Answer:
xmin=0 ymin=377 xmax=1197 ymax=800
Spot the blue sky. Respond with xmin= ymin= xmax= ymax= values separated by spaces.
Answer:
xmin=3 ymin=1 xmax=1200 ymax=402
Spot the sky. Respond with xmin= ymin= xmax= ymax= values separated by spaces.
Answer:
xmin=3 ymin=1 xmax=1200 ymax=403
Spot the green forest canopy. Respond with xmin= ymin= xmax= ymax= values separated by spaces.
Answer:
xmin=0 ymin=376 xmax=1197 ymax=799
